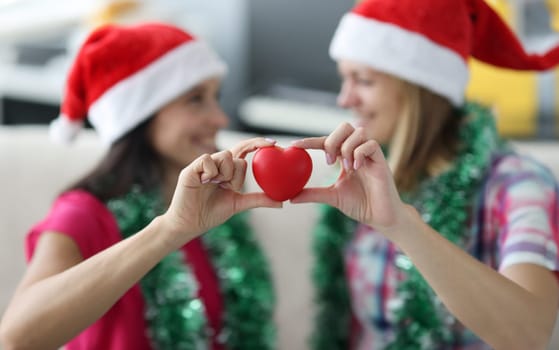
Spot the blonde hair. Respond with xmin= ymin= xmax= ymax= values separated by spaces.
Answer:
xmin=388 ymin=80 xmax=461 ymax=192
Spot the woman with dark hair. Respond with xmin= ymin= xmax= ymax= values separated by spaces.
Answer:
xmin=0 ymin=23 xmax=280 ymax=350
xmin=292 ymin=0 xmax=559 ymax=349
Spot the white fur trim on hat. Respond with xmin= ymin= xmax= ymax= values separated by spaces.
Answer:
xmin=329 ymin=13 xmax=469 ymax=106
xmin=89 ymin=40 xmax=227 ymax=145
xmin=49 ymin=115 xmax=84 ymax=145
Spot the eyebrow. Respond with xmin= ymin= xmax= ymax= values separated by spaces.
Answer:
xmin=186 ymin=85 xmax=205 ymax=96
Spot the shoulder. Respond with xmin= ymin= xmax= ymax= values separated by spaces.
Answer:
xmin=46 ymin=190 xmax=116 ymax=230
xmin=479 ymin=152 xmax=557 ymax=239
xmin=485 ymin=153 xmax=557 ymax=198
xmin=482 ymin=154 xmax=559 ymax=272
xmin=26 ymin=190 xmax=120 ymax=260
xmin=491 ymin=153 xmax=555 ymax=179
xmin=53 ymin=189 xmax=108 ymax=211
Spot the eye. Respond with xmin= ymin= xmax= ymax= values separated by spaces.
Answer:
xmin=356 ymin=77 xmax=374 ymax=86
xmin=187 ymin=93 xmax=204 ymax=104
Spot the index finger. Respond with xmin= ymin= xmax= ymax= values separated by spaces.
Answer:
xmin=290 ymin=136 xmax=327 ymax=150
xmin=230 ymin=137 xmax=276 ymax=159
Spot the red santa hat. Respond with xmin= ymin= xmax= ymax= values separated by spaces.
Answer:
xmin=329 ymin=0 xmax=559 ymax=106
xmin=50 ymin=22 xmax=227 ymax=145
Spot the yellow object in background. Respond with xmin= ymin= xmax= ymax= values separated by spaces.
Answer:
xmin=466 ymin=0 xmax=539 ymax=138
xmin=485 ymin=0 xmax=512 ymax=19
xmin=547 ymin=0 xmax=559 ymax=31
xmin=467 ymin=61 xmax=538 ymax=137
xmin=88 ymin=0 xmax=140 ymax=27
xmin=547 ymin=0 xmax=559 ymax=136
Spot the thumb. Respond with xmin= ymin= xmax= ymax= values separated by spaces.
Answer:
xmin=234 ymin=192 xmax=283 ymax=212
xmin=290 ymin=187 xmax=336 ymax=206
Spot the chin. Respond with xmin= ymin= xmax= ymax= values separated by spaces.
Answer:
xmin=180 ymin=155 xmax=201 ymax=169
xmin=362 ymin=130 xmax=380 ymax=142
xmin=197 ymin=142 xmax=218 ymax=153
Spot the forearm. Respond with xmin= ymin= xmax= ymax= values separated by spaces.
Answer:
xmin=1 ymin=216 xmax=184 ymax=350
xmin=392 ymin=207 xmax=558 ymax=350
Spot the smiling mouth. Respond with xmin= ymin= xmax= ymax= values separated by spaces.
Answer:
xmin=354 ymin=116 xmax=374 ymax=128
xmin=354 ymin=120 xmax=366 ymax=128
xmin=195 ymin=138 xmax=218 ymax=153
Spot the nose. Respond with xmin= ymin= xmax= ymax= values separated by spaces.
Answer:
xmin=337 ymin=81 xmax=359 ymax=108
xmin=209 ymin=104 xmax=230 ymax=129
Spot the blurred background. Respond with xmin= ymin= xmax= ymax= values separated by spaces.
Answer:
xmin=1 ymin=1 xmax=559 ymax=349
xmin=1 ymin=0 xmax=557 ymax=138
xmin=0 ymin=0 xmax=355 ymax=136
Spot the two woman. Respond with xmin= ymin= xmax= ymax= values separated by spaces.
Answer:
xmin=3 ymin=1 xmax=559 ymax=349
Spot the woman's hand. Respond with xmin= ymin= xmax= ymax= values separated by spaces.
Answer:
xmin=162 ymin=138 xmax=282 ymax=246
xmin=291 ymin=123 xmax=411 ymax=237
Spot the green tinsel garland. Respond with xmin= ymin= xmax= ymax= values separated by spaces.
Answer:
xmin=311 ymin=205 xmax=356 ymax=350
xmin=108 ymin=189 xmax=276 ymax=350
xmin=311 ymin=103 xmax=509 ymax=349
xmin=204 ymin=213 xmax=276 ymax=348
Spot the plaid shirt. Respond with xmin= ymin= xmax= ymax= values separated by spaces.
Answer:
xmin=345 ymin=154 xmax=559 ymax=349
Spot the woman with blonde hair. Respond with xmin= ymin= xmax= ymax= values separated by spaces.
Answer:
xmin=293 ymin=0 xmax=559 ymax=348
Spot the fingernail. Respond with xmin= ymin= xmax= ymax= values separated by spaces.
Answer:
xmin=326 ymin=153 xmax=334 ymax=165
xmin=353 ymin=159 xmax=360 ymax=170
xmin=265 ymin=138 xmax=276 ymax=143
xmin=201 ymin=178 xmax=210 ymax=184
xmin=343 ymin=158 xmax=351 ymax=170
xmin=211 ymin=179 xmax=222 ymax=184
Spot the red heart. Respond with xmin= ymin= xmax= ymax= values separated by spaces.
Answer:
xmin=252 ymin=146 xmax=313 ymax=201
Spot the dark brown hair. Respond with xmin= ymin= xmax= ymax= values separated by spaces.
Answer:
xmin=65 ymin=117 xmax=163 ymax=202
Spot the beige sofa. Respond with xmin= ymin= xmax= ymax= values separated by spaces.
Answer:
xmin=0 ymin=125 xmax=558 ymax=349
